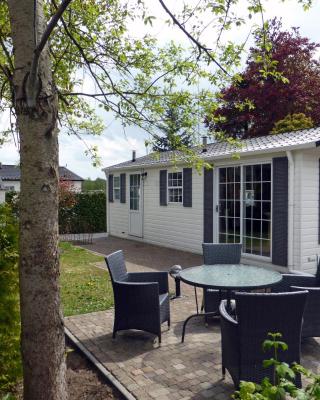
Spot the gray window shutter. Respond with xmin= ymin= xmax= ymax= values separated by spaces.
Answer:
xmin=272 ymin=157 xmax=288 ymax=266
xmin=160 ymin=170 xmax=167 ymax=206
xmin=203 ymin=167 xmax=213 ymax=242
xmin=183 ymin=168 xmax=192 ymax=207
xmin=108 ymin=174 xmax=113 ymax=203
xmin=120 ymin=173 xmax=126 ymax=203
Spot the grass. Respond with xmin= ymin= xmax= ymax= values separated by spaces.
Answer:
xmin=60 ymin=242 xmax=113 ymax=316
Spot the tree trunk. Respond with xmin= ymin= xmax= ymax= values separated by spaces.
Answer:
xmin=7 ymin=1 xmax=67 ymax=399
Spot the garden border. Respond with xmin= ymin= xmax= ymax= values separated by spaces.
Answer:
xmin=64 ymin=327 xmax=136 ymax=400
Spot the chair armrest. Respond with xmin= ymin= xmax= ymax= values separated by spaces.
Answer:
xmin=219 ymin=300 xmax=238 ymax=326
xmin=127 ymin=272 xmax=169 ymax=294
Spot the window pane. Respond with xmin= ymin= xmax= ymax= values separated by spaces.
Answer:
xmin=262 ymin=201 xmax=271 ymax=220
xmin=226 ymin=201 xmax=235 ymax=217
xmin=219 ymin=168 xmax=227 ymax=183
xmin=219 ymin=201 xmax=226 ymax=216
xmin=261 ymin=240 xmax=270 ymax=257
xmin=227 ymin=183 xmax=234 ymax=199
xmin=252 ymin=164 xmax=261 ymax=181
xmin=235 ymin=201 xmax=240 ymax=218
xmin=234 ymin=167 xmax=241 ymax=183
xmin=234 ymin=235 xmax=241 ymax=243
xmin=262 ymin=164 xmax=271 ymax=181
xmin=227 ymin=167 xmax=234 ymax=182
xmin=235 ymin=183 xmax=241 ymax=199
xmin=219 ymin=184 xmax=226 ymax=200
xmin=252 ymin=201 xmax=261 ymax=219
xmin=262 ymin=182 xmax=271 ymax=200
xmin=243 ymin=236 xmax=252 ymax=254
xmin=227 ymin=218 xmax=234 ymax=234
xmin=114 ymin=189 xmax=120 ymax=200
xmin=252 ymin=238 xmax=261 ymax=255
xmin=234 ymin=218 xmax=241 ymax=235
xmin=253 ymin=182 xmax=261 ymax=200
xmin=219 ymin=218 xmax=226 ymax=234
xmin=262 ymin=220 xmax=270 ymax=239
xmin=244 ymin=218 xmax=252 ymax=237
xmin=219 ymin=234 xmax=227 ymax=243
xmin=252 ymin=219 xmax=261 ymax=238
xmin=245 ymin=166 xmax=252 ymax=182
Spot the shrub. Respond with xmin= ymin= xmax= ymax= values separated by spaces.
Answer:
xmin=233 ymin=332 xmax=320 ymax=400
xmin=0 ymin=204 xmax=21 ymax=393
xmin=272 ymin=113 xmax=314 ymax=135
xmin=59 ymin=191 xmax=106 ymax=234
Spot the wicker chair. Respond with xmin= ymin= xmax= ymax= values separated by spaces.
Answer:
xmin=272 ymin=273 xmax=320 ymax=338
xmin=220 ymin=291 xmax=308 ymax=388
xmin=105 ymin=250 xmax=170 ymax=343
xmin=202 ymin=243 xmax=242 ymax=317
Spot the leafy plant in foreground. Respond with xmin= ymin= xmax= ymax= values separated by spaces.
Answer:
xmin=233 ymin=333 xmax=320 ymax=400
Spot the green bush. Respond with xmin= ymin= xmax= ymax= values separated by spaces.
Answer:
xmin=59 ymin=192 xmax=106 ymax=234
xmin=233 ymin=333 xmax=320 ymax=400
xmin=0 ymin=205 xmax=21 ymax=393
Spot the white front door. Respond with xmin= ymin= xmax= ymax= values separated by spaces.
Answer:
xmin=128 ymin=173 xmax=143 ymax=237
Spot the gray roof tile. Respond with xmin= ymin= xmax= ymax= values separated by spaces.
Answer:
xmin=105 ymin=128 xmax=320 ymax=171
xmin=0 ymin=165 xmax=83 ymax=181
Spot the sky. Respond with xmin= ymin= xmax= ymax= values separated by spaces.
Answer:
xmin=0 ymin=0 xmax=320 ymax=179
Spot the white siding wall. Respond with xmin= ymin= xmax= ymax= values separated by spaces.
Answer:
xmin=107 ymin=147 xmax=320 ymax=269
xmin=296 ymin=148 xmax=320 ymax=273
xmin=143 ymin=167 xmax=203 ymax=253
xmin=3 ymin=180 xmax=20 ymax=191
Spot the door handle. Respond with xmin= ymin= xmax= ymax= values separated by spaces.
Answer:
xmin=216 ymin=205 xmax=219 ymax=212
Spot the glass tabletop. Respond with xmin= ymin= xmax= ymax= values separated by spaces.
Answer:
xmin=179 ymin=264 xmax=282 ymax=290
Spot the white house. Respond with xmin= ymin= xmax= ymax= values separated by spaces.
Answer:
xmin=103 ymin=128 xmax=320 ymax=274
xmin=0 ymin=164 xmax=84 ymax=195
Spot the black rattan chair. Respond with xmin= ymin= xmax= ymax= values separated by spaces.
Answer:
xmin=202 ymin=243 xmax=242 ymax=316
xmin=220 ymin=291 xmax=308 ymax=388
xmin=105 ymin=250 xmax=170 ymax=343
xmin=273 ymin=273 xmax=320 ymax=338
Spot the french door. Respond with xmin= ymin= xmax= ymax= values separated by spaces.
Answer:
xmin=218 ymin=164 xmax=272 ymax=258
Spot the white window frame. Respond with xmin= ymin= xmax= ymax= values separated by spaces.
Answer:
xmin=167 ymin=171 xmax=183 ymax=204
xmin=216 ymin=161 xmax=272 ymax=261
xmin=113 ymin=176 xmax=120 ymax=201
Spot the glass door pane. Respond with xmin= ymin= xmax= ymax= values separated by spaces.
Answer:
xmin=218 ymin=166 xmax=241 ymax=244
xmin=243 ymin=164 xmax=271 ymax=257
xmin=130 ymin=174 xmax=140 ymax=211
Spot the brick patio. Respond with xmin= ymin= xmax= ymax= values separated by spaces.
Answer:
xmin=65 ymin=236 xmax=320 ymax=400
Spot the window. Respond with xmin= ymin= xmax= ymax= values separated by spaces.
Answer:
xmin=113 ymin=176 xmax=120 ymax=200
xmin=243 ymin=164 xmax=271 ymax=257
xmin=168 ymin=172 xmax=183 ymax=203
xmin=218 ymin=163 xmax=272 ymax=258
xmin=130 ymin=174 xmax=140 ymax=210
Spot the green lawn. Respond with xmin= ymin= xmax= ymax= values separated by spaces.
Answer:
xmin=60 ymin=242 xmax=113 ymax=316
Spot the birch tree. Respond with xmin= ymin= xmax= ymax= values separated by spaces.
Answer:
xmin=0 ymin=0 xmax=313 ymax=399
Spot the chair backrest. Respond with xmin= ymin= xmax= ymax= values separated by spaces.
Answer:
xmin=202 ymin=243 xmax=242 ymax=265
xmin=105 ymin=250 xmax=128 ymax=283
xmin=235 ymin=291 xmax=308 ymax=383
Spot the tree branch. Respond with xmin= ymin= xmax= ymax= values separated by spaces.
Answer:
xmin=158 ymin=0 xmax=230 ymax=76
xmin=27 ymin=0 xmax=73 ymax=107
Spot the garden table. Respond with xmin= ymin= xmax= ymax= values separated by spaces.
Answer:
xmin=179 ymin=264 xmax=282 ymax=342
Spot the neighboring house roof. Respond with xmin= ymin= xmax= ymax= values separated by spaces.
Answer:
xmin=0 ymin=164 xmax=84 ymax=181
xmin=104 ymin=127 xmax=320 ymax=171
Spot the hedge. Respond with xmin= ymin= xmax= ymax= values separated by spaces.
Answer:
xmin=59 ymin=191 xmax=106 ymax=234
xmin=0 ymin=204 xmax=21 ymax=393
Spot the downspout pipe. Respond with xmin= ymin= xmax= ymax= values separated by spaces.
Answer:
xmin=286 ymin=150 xmax=294 ymax=270
xmin=104 ymin=171 xmax=110 ymax=236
